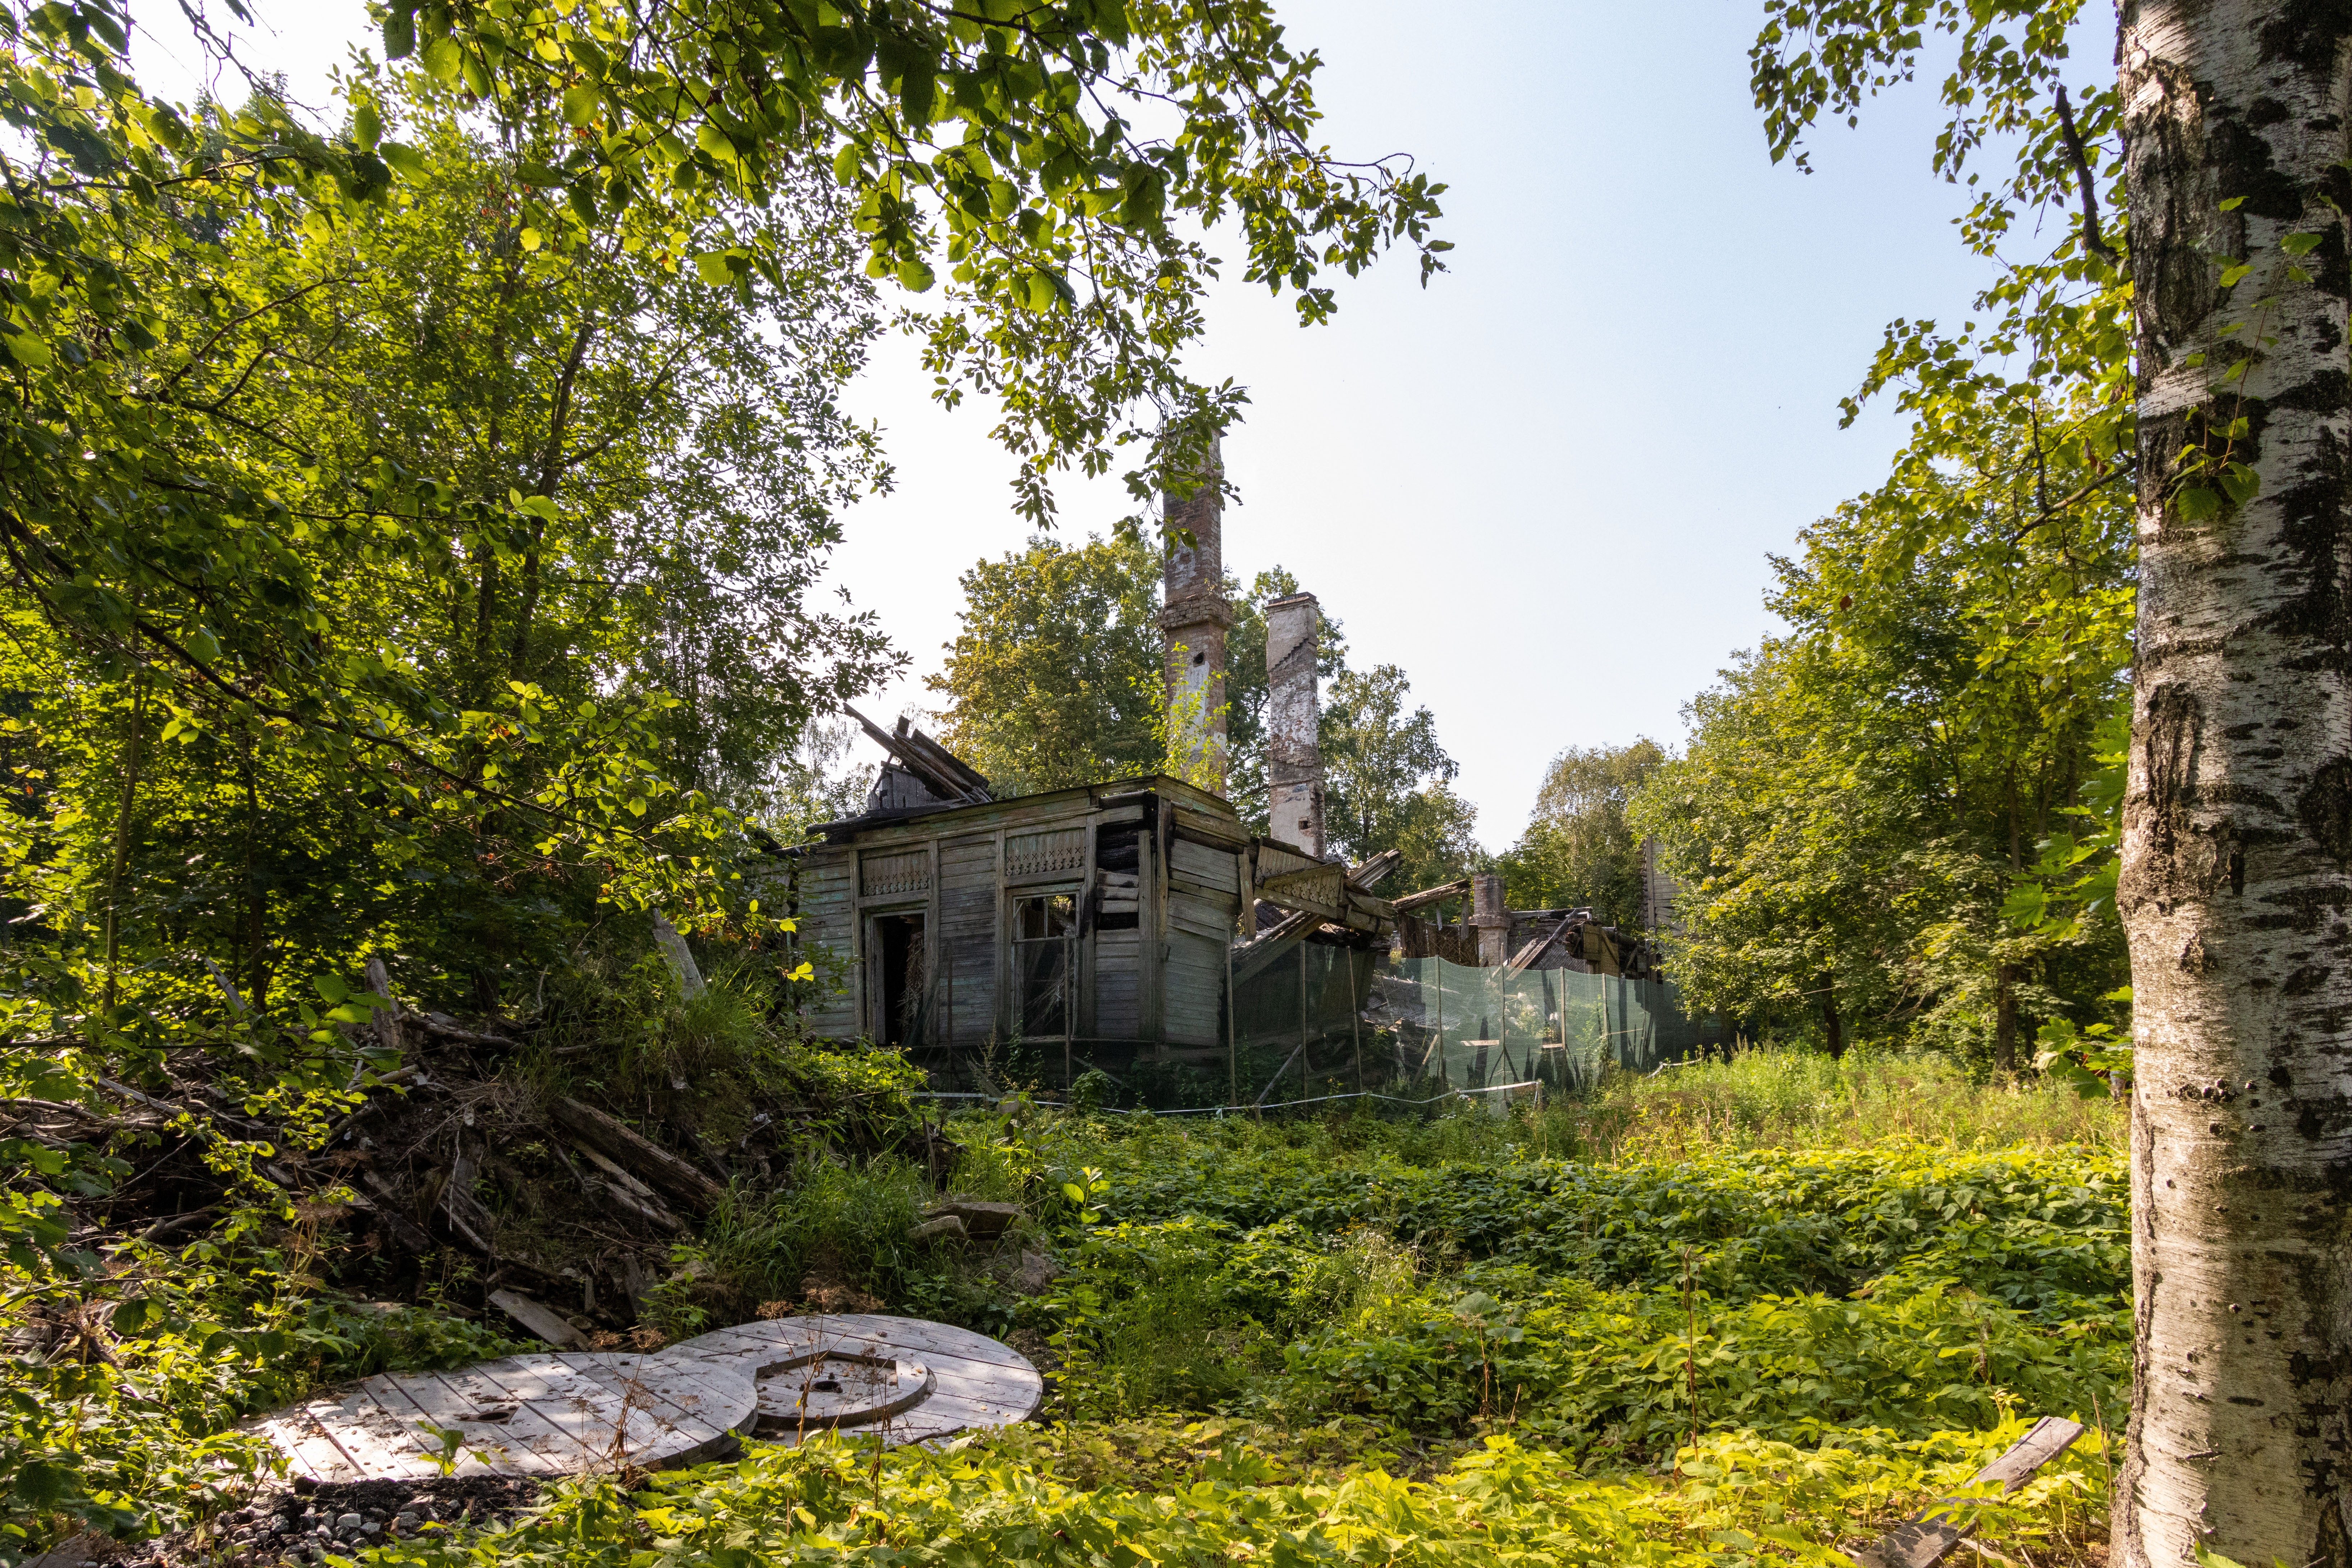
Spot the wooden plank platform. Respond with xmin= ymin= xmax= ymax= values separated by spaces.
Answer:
xmin=249 ymin=1316 xmax=1042 ymax=1479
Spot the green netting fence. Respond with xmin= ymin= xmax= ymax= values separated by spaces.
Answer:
xmin=1371 ymin=955 xmax=1708 ymax=1094
xmin=976 ymin=947 xmax=1715 ymax=1113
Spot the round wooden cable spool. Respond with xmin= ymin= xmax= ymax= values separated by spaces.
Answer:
xmin=247 ymin=1351 xmax=757 ymax=1482
xmin=249 ymin=1315 xmax=1041 ymax=1479
xmin=656 ymin=1314 xmax=1044 ymax=1447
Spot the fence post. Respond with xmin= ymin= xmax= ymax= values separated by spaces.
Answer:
xmin=1226 ymin=932 xmax=1238 ymax=1109
xmin=1351 ymin=948 xmax=1364 ymax=1095
xmin=1298 ymin=943 xmax=1310 ymax=1103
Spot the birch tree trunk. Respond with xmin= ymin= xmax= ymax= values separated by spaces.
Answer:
xmin=2117 ymin=1 xmax=2352 ymax=1560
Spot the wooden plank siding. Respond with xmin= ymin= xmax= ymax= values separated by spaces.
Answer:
xmin=796 ymin=857 xmax=858 ymax=1038
xmin=1094 ymin=930 xmax=1142 ymax=1037
xmin=790 ymin=777 xmax=1244 ymax=1071
xmin=937 ymin=835 xmax=997 ymax=1053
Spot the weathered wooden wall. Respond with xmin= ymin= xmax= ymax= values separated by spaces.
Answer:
xmin=786 ymin=777 xmax=1245 ymax=1070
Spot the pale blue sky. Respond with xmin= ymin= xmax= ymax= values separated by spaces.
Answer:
xmin=133 ymin=1 xmax=2062 ymax=846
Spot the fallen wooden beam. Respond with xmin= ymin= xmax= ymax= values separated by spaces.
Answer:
xmin=488 ymin=1288 xmax=586 ymax=1349
xmin=551 ymin=1097 xmax=725 ymax=1214
xmin=567 ymin=1138 xmax=687 ymax=1234
xmin=1846 ymin=1416 xmax=2085 ymax=1568
xmin=1391 ymin=878 xmax=1472 ymax=915
xmin=1506 ymin=913 xmax=1584 ymax=975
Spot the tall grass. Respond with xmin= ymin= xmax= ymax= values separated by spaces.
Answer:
xmin=1565 ymin=1047 xmax=2125 ymax=1160
xmin=1003 ymin=1046 xmax=2121 ymax=1193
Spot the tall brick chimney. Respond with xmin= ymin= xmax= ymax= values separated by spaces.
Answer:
xmin=1157 ymin=437 xmax=1234 ymax=798
xmin=1264 ymin=591 xmax=1325 ymax=858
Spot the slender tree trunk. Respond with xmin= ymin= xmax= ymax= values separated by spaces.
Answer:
xmin=101 ymin=670 xmax=148 ymax=1012
xmin=2117 ymin=1 xmax=2352 ymax=1559
xmin=1821 ymin=977 xmax=1843 ymax=1060
xmin=240 ymin=739 xmax=270 ymax=1013
xmin=510 ymin=317 xmax=593 ymax=678
xmin=1998 ymin=766 xmax=2022 ymax=1074
xmin=1994 ymin=963 xmax=2017 ymax=1073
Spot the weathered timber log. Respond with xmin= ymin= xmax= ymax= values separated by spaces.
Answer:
xmin=487 ymin=1288 xmax=585 ymax=1349
xmin=567 ymin=1139 xmax=686 ymax=1234
xmin=550 ymin=1097 xmax=724 ymax=1214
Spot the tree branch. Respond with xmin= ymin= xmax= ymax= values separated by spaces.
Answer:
xmin=2053 ymin=87 xmax=2118 ymax=267
xmin=2009 ymin=462 xmax=2135 ymax=541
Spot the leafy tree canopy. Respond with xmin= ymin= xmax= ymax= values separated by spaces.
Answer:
xmin=1498 ymin=740 xmax=1665 ymax=929
xmin=1630 ymin=392 xmax=2132 ymax=1062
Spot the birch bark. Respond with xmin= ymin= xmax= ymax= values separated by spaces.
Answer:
xmin=2117 ymin=0 xmax=2352 ymax=1560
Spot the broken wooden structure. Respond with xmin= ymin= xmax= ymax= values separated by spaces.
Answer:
xmin=783 ymin=750 xmax=1408 ymax=1090
xmin=1392 ymin=872 xmax=1665 ymax=980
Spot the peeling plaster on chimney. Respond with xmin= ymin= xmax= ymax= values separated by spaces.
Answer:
xmin=1265 ymin=591 xmax=1325 ymax=859
xmin=1157 ymin=436 xmax=1234 ymax=799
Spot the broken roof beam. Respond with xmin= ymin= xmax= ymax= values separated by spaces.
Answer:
xmin=1505 ymin=911 xmax=1583 ymax=975
xmin=1250 ymin=843 xmax=1397 ymax=935
xmin=1391 ymin=878 xmax=1471 ymax=915
xmin=844 ymin=703 xmax=992 ymax=804
xmin=1233 ymin=850 xmax=1400 ymax=983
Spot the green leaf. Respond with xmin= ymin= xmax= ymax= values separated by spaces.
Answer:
xmin=2281 ymin=231 xmax=2325 ymax=256
xmin=3 ymin=328 xmax=52 ymax=370
xmin=352 ymin=100 xmax=381 ymax=151
xmin=562 ymin=84 xmax=601 ymax=127
xmin=421 ymin=36 xmax=462 ymax=84
xmin=382 ymin=2 xmax=417 ymax=59
xmin=380 ymin=142 xmax=428 ymax=182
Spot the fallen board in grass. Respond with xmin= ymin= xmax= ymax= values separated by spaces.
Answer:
xmin=1844 ymin=1416 xmax=2086 ymax=1568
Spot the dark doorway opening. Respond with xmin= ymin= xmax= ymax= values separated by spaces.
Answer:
xmin=873 ymin=913 xmax=927 ymax=1047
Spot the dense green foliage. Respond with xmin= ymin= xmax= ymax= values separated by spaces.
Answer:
xmin=382 ymin=1417 xmax=2108 ymax=1568
xmin=927 ymin=532 xmax=1166 ymax=794
xmin=1630 ymin=393 xmax=2133 ymax=1064
xmin=1323 ymin=665 xmax=1480 ymax=891
xmin=329 ymin=1054 xmax=2125 ymax=1567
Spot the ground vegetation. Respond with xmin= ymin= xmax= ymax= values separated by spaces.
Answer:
xmin=74 ymin=1050 xmax=2129 ymax=1568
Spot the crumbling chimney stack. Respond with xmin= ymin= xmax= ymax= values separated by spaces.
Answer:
xmin=1158 ymin=438 xmax=1234 ymax=798
xmin=1471 ymin=872 xmax=1511 ymax=966
xmin=1265 ymin=591 xmax=1325 ymax=858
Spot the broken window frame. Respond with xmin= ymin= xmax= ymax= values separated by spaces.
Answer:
xmin=1007 ymin=890 xmax=1078 ymax=1044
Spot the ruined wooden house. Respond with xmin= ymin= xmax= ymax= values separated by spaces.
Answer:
xmin=783 ymin=707 xmax=1393 ymax=1090
xmin=779 ymin=450 xmax=1413 ymax=1090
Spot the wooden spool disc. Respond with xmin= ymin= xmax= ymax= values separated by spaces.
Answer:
xmin=248 ymin=1351 xmax=756 ymax=1482
xmin=659 ymin=1313 xmax=1043 ymax=1447
xmin=752 ymin=1349 xmax=935 ymax=1432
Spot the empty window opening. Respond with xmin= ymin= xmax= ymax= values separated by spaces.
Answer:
xmin=871 ymin=912 xmax=927 ymax=1047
